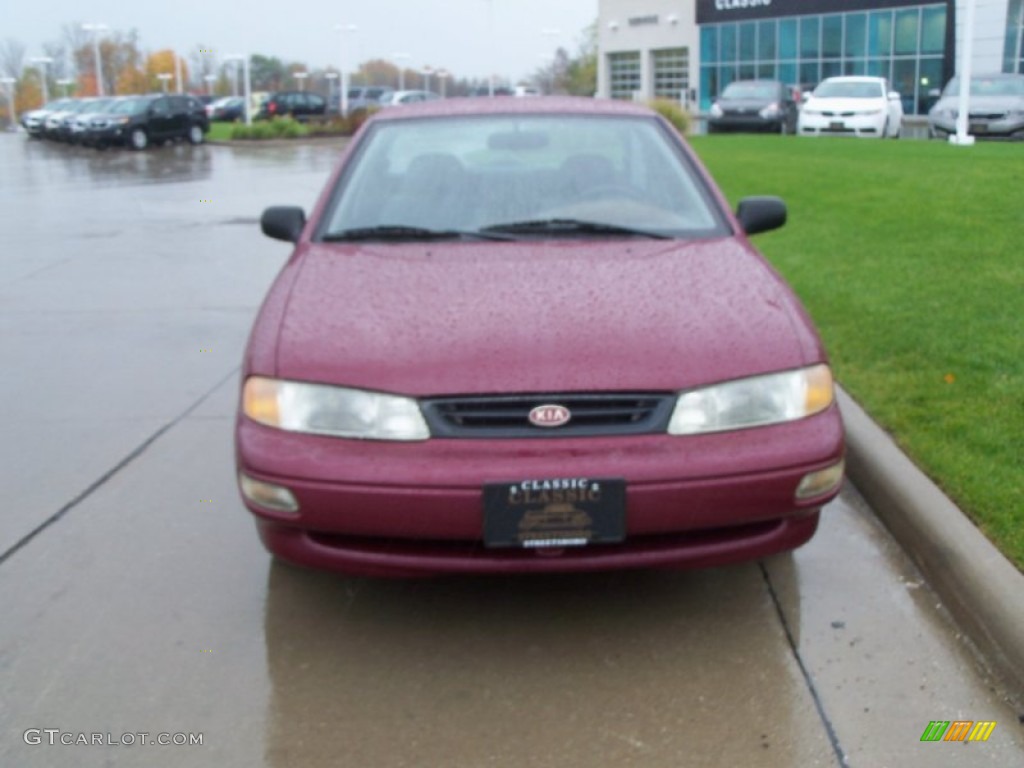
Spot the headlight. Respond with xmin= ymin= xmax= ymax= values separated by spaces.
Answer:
xmin=117 ymin=117 xmax=131 ymax=125
xmin=710 ymin=103 xmax=723 ymax=118
xmin=759 ymin=102 xmax=780 ymax=118
xmin=242 ymin=376 xmax=430 ymax=441
xmin=802 ymin=108 xmax=820 ymax=116
xmin=854 ymin=109 xmax=883 ymax=116
xmin=667 ymin=364 xmax=834 ymax=436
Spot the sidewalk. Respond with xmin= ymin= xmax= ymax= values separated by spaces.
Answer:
xmin=839 ymin=386 xmax=1024 ymax=706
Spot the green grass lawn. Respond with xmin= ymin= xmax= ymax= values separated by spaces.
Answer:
xmin=206 ymin=122 xmax=235 ymax=141
xmin=688 ymin=135 xmax=1023 ymax=570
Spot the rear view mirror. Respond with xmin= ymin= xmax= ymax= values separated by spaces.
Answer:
xmin=261 ymin=206 xmax=306 ymax=243
xmin=736 ymin=196 xmax=787 ymax=236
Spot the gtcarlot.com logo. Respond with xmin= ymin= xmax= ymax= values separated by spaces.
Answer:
xmin=920 ymin=720 xmax=996 ymax=742
xmin=24 ymin=729 xmax=203 ymax=747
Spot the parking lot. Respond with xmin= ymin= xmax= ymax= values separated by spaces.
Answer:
xmin=2 ymin=134 xmax=1022 ymax=767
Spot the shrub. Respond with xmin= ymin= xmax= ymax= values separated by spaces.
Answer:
xmin=648 ymin=99 xmax=691 ymax=136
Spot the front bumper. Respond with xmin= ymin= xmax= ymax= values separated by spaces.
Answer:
xmin=929 ymin=115 xmax=1024 ymax=140
xmin=708 ymin=115 xmax=783 ymax=133
xmin=799 ymin=112 xmax=887 ymax=137
xmin=236 ymin=407 xmax=844 ymax=576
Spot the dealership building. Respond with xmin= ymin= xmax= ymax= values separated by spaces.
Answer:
xmin=596 ymin=0 xmax=1024 ymax=114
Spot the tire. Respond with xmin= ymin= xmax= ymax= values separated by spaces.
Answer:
xmin=129 ymin=127 xmax=148 ymax=150
xmin=187 ymin=123 xmax=204 ymax=145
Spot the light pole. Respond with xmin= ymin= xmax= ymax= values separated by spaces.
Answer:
xmin=437 ymin=70 xmax=450 ymax=98
xmin=421 ymin=65 xmax=434 ymax=93
xmin=486 ymin=0 xmax=495 ymax=96
xmin=951 ymin=0 xmax=976 ymax=146
xmin=30 ymin=56 xmax=53 ymax=105
xmin=174 ymin=52 xmax=183 ymax=94
xmin=294 ymin=71 xmax=308 ymax=91
xmin=82 ymin=23 xmax=109 ymax=96
xmin=224 ymin=55 xmax=251 ymax=125
xmin=393 ymin=52 xmax=411 ymax=90
xmin=335 ymin=23 xmax=357 ymax=116
xmin=1 ymin=77 xmax=15 ymax=131
xmin=324 ymin=71 xmax=338 ymax=113
xmin=157 ymin=73 xmax=172 ymax=94
xmin=204 ymin=74 xmax=216 ymax=95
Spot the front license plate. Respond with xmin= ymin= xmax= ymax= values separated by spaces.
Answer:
xmin=483 ymin=478 xmax=626 ymax=549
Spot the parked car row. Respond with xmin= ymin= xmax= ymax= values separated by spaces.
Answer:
xmin=21 ymin=94 xmax=210 ymax=150
xmin=708 ymin=73 xmax=1024 ymax=141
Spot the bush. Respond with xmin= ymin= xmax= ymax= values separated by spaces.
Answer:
xmin=648 ymin=99 xmax=691 ymax=136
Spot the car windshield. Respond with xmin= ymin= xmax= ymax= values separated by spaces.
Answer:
xmin=112 ymin=97 xmax=153 ymax=114
xmin=321 ymin=114 xmax=723 ymax=239
xmin=813 ymin=81 xmax=884 ymax=99
xmin=942 ymin=76 xmax=1024 ymax=97
xmin=721 ymin=82 xmax=777 ymax=100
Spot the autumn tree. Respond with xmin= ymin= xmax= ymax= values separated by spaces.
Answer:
xmin=145 ymin=49 xmax=188 ymax=93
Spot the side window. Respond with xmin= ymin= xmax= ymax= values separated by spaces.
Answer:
xmin=310 ymin=94 xmax=325 ymax=111
xmin=169 ymin=96 xmax=188 ymax=113
xmin=151 ymin=98 xmax=170 ymax=115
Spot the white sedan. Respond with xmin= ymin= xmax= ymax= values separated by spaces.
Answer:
xmin=798 ymin=76 xmax=903 ymax=138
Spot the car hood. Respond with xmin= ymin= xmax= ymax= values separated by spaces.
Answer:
xmin=268 ymin=239 xmax=822 ymax=396
xmin=806 ymin=97 xmax=884 ymax=111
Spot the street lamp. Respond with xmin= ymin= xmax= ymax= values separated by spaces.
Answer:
xmin=421 ymin=65 xmax=434 ymax=93
xmin=393 ymin=52 xmax=411 ymax=90
xmin=82 ymin=23 xmax=109 ymax=96
xmin=324 ymin=71 xmax=339 ymax=113
xmin=204 ymin=74 xmax=216 ymax=95
xmin=294 ymin=71 xmax=308 ymax=91
xmin=335 ymin=23 xmax=357 ymax=116
xmin=157 ymin=73 xmax=172 ymax=94
xmin=1 ymin=77 xmax=15 ymax=131
xmin=485 ymin=0 xmax=495 ymax=96
xmin=437 ymin=69 xmax=450 ymax=98
xmin=223 ymin=54 xmax=251 ymax=125
xmin=30 ymin=56 xmax=53 ymax=105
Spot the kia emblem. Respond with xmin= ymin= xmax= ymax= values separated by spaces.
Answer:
xmin=528 ymin=404 xmax=571 ymax=428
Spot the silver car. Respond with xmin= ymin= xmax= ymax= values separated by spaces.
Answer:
xmin=928 ymin=73 xmax=1024 ymax=140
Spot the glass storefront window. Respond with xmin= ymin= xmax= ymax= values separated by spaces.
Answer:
xmin=800 ymin=61 xmax=820 ymax=88
xmin=758 ymin=62 xmax=776 ymax=79
xmin=800 ymin=17 xmax=820 ymax=58
xmin=921 ymin=7 xmax=946 ymax=56
xmin=867 ymin=59 xmax=889 ymax=79
xmin=700 ymin=66 xmax=716 ymax=111
xmin=778 ymin=63 xmax=797 ymax=88
xmin=759 ymin=20 xmax=777 ymax=60
xmin=721 ymin=25 xmax=737 ymax=63
xmin=822 ymin=15 xmax=843 ymax=58
xmin=779 ymin=20 xmax=797 ymax=60
xmin=892 ymin=58 xmax=917 ymax=114
xmin=869 ymin=11 xmax=893 ymax=57
xmin=740 ymin=22 xmax=756 ymax=60
xmin=844 ymin=59 xmax=867 ymax=76
xmin=845 ymin=14 xmax=867 ymax=60
xmin=701 ymin=26 xmax=718 ymax=64
xmin=895 ymin=9 xmax=920 ymax=56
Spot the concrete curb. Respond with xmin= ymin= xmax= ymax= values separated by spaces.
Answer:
xmin=838 ymin=386 xmax=1024 ymax=704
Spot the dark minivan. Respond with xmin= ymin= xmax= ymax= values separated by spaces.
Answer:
xmin=708 ymin=80 xmax=798 ymax=134
xmin=257 ymin=91 xmax=328 ymax=122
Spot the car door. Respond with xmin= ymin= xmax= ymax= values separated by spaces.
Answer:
xmin=148 ymin=97 xmax=173 ymax=139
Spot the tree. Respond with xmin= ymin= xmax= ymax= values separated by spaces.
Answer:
xmin=145 ymin=49 xmax=188 ymax=93
xmin=0 ymin=38 xmax=26 ymax=80
xmin=564 ymin=22 xmax=598 ymax=96
xmin=249 ymin=54 xmax=287 ymax=91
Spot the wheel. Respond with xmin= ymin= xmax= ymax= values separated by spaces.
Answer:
xmin=129 ymin=127 xmax=148 ymax=150
xmin=187 ymin=123 xmax=204 ymax=145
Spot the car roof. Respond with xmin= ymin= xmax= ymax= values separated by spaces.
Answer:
xmin=820 ymin=76 xmax=886 ymax=83
xmin=371 ymin=96 xmax=656 ymax=122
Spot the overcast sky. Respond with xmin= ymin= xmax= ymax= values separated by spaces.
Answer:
xmin=7 ymin=0 xmax=598 ymax=83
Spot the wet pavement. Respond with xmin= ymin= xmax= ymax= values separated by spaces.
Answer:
xmin=1 ymin=134 xmax=1022 ymax=767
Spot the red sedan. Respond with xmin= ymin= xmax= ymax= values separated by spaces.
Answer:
xmin=236 ymin=96 xmax=844 ymax=577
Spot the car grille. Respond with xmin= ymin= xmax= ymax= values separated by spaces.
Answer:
xmin=420 ymin=393 xmax=676 ymax=438
xmin=968 ymin=112 xmax=1005 ymax=120
xmin=821 ymin=111 xmax=856 ymax=117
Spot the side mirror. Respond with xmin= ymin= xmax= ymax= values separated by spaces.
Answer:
xmin=736 ymin=196 xmax=787 ymax=236
xmin=888 ymin=91 xmax=901 ymax=101
xmin=261 ymin=206 xmax=306 ymax=243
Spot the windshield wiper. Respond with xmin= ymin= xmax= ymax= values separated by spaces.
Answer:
xmin=321 ymin=225 xmax=516 ymax=242
xmin=480 ymin=218 xmax=671 ymax=239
